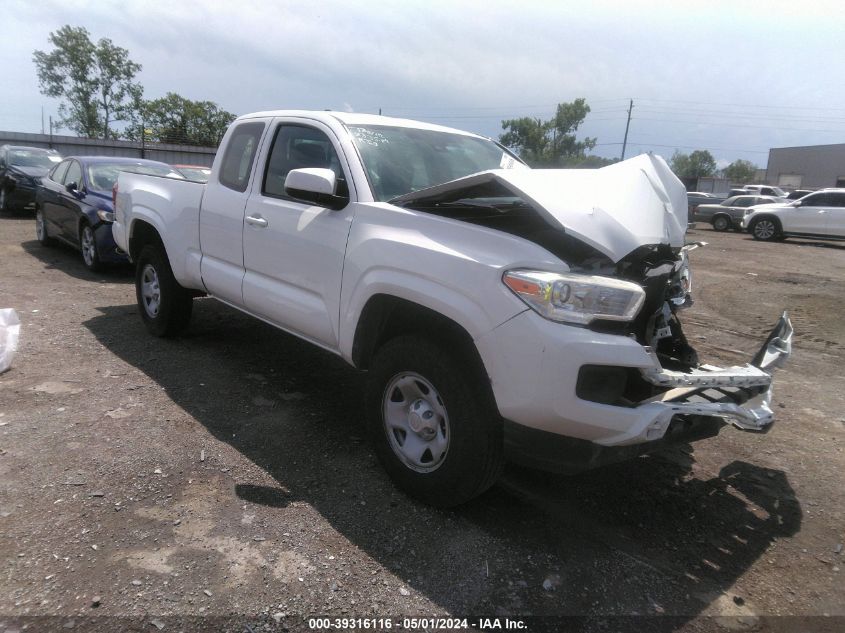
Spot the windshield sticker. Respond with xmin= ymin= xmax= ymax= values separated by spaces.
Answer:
xmin=500 ymin=153 xmax=517 ymax=169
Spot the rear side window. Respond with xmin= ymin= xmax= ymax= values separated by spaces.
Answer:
xmin=219 ymin=122 xmax=265 ymax=192
xmin=829 ymin=193 xmax=845 ymax=207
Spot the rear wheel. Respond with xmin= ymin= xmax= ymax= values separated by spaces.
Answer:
xmin=365 ymin=335 xmax=503 ymax=507
xmin=0 ymin=187 xmax=10 ymax=214
xmin=712 ymin=215 xmax=731 ymax=232
xmin=750 ymin=217 xmax=781 ymax=241
xmin=135 ymin=243 xmax=193 ymax=337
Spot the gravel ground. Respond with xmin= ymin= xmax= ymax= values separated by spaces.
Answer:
xmin=0 ymin=213 xmax=843 ymax=633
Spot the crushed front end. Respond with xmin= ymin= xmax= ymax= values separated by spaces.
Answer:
xmin=488 ymin=240 xmax=793 ymax=474
xmin=395 ymin=155 xmax=793 ymax=471
xmin=570 ymin=241 xmax=793 ymax=442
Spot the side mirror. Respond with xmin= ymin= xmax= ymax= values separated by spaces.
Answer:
xmin=284 ymin=168 xmax=348 ymax=210
xmin=65 ymin=181 xmax=78 ymax=193
xmin=791 ymin=200 xmax=801 ymax=207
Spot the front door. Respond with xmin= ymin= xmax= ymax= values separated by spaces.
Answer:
xmin=56 ymin=160 xmax=84 ymax=240
xmin=784 ymin=192 xmax=831 ymax=234
xmin=241 ymin=121 xmax=357 ymax=350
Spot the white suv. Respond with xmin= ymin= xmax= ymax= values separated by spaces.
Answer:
xmin=742 ymin=189 xmax=845 ymax=241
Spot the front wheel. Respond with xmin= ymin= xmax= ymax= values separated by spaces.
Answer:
xmin=35 ymin=207 xmax=55 ymax=246
xmin=135 ymin=243 xmax=193 ymax=337
xmin=750 ymin=217 xmax=781 ymax=241
xmin=80 ymin=224 xmax=102 ymax=271
xmin=365 ymin=335 xmax=503 ymax=507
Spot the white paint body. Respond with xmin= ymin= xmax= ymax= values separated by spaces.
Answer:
xmin=113 ymin=110 xmax=785 ymax=450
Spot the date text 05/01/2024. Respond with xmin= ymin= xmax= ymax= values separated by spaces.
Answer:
xmin=307 ymin=617 xmax=527 ymax=630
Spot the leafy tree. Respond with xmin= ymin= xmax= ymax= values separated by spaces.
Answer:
xmin=500 ymin=98 xmax=598 ymax=167
xmin=566 ymin=155 xmax=619 ymax=169
xmin=722 ymin=159 xmax=757 ymax=184
xmin=33 ymin=25 xmax=142 ymax=139
xmin=126 ymin=93 xmax=235 ymax=146
xmin=669 ymin=150 xmax=717 ymax=178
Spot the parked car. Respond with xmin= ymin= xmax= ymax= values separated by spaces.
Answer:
xmin=0 ymin=145 xmax=62 ymax=212
xmin=172 ymin=164 xmax=212 ymax=183
xmin=693 ymin=194 xmax=782 ymax=231
xmin=742 ymin=184 xmax=787 ymax=197
xmin=686 ymin=191 xmax=726 ymax=221
xmin=742 ymin=188 xmax=845 ymax=241
xmin=113 ymin=111 xmax=792 ymax=507
xmin=36 ymin=156 xmax=184 ymax=271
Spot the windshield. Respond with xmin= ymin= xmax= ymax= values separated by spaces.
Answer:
xmin=9 ymin=149 xmax=60 ymax=169
xmin=348 ymin=125 xmax=522 ymax=201
xmin=87 ymin=162 xmax=184 ymax=192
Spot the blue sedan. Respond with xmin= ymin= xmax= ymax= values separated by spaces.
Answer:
xmin=35 ymin=157 xmax=183 ymax=271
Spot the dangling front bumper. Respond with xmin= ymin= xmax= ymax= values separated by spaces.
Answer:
xmin=635 ymin=311 xmax=793 ymax=435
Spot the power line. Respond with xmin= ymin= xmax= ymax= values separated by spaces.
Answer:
xmin=626 ymin=140 xmax=771 ymax=154
xmin=634 ymin=97 xmax=845 ymax=113
xmin=630 ymin=116 xmax=845 ymax=134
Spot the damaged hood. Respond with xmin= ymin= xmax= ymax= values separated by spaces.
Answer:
xmin=391 ymin=154 xmax=688 ymax=263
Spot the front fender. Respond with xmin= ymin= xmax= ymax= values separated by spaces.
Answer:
xmin=338 ymin=268 xmax=523 ymax=363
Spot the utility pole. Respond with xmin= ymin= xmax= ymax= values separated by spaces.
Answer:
xmin=49 ymin=116 xmax=53 ymax=149
xmin=41 ymin=106 xmax=45 ymax=135
xmin=621 ymin=98 xmax=633 ymax=160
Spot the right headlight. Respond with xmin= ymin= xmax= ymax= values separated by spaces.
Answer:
xmin=503 ymin=270 xmax=645 ymax=325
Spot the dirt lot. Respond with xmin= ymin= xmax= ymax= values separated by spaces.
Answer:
xmin=1 ymin=213 xmax=843 ymax=633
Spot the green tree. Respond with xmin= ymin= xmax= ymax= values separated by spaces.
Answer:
xmin=126 ymin=93 xmax=235 ymax=146
xmin=669 ymin=150 xmax=717 ymax=178
xmin=33 ymin=25 xmax=142 ymax=139
xmin=500 ymin=98 xmax=598 ymax=167
xmin=722 ymin=159 xmax=757 ymax=184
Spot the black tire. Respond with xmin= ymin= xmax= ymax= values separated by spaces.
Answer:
xmin=79 ymin=223 xmax=103 ymax=272
xmin=712 ymin=215 xmax=731 ymax=232
xmin=365 ymin=335 xmax=503 ymax=507
xmin=135 ymin=243 xmax=193 ymax=337
xmin=35 ymin=207 xmax=55 ymax=246
xmin=750 ymin=216 xmax=782 ymax=241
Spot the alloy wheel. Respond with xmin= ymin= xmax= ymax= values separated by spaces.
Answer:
xmin=754 ymin=219 xmax=776 ymax=240
xmin=81 ymin=226 xmax=97 ymax=267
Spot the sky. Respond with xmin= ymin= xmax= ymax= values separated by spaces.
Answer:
xmin=3 ymin=0 xmax=845 ymax=169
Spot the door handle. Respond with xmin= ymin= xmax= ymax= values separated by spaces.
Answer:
xmin=245 ymin=215 xmax=268 ymax=228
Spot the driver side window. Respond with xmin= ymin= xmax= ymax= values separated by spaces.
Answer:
xmin=51 ymin=160 xmax=71 ymax=184
xmin=262 ymin=124 xmax=348 ymax=200
xmin=64 ymin=161 xmax=82 ymax=189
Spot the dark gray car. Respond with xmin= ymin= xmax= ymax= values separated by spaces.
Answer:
xmin=694 ymin=194 xmax=782 ymax=231
xmin=0 ymin=145 xmax=62 ymax=213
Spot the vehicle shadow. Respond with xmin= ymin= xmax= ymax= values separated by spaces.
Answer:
xmin=21 ymin=239 xmax=133 ymax=283
xmin=84 ymin=299 xmax=801 ymax=626
xmin=740 ymin=237 xmax=845 ymax=251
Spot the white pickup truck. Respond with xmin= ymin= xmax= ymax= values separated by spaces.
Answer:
xmin=113 ymin=110 xmax=792 ymax=506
